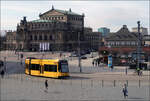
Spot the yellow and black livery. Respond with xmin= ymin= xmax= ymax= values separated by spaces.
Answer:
xmin=25 ymin=58 xmax=69 ymax=78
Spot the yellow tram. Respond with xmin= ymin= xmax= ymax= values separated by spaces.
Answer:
xmin=25 ymin=58 xmax=69 ymax=78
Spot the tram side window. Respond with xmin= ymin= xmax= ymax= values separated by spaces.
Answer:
xmin=30 ymin=64 xmax=40 ymax=70
xmin=44 ymin=65 xmax=57 ymax=72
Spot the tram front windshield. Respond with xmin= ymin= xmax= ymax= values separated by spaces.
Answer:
xmin=61 ymin=64 xmax=69 ymax=73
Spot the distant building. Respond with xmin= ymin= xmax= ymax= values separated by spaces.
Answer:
xmin=132 ymin=27 xmax=148 ymax=35
xmin=98 ymin=27 xmax=110 ymax=37
xmin=5 ymin=6 xmax=85 ymax=51
xmin=0 ymin=35 xmax=6 ymax=51
xmin=5 ymin=31 xmax=17 ymax=50
xmin=99 ymin=25 xmax=150 ymax=56
xmin=99 ymin=25 xmax=145 ymax=56
xmin=84 ymin=27 xmax=102 ymax=51
xmin=143 ymin=35 xmax=150 ymax=46
xmin=104 ymin=25 xmax=141 ymax=48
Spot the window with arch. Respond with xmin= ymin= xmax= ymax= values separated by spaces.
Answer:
xmin=44 ymin=35 xmax=47 ymax=40
xmin=30 ymin=35 xmax=32 ymax=40
xmin=39 ymin=35 xmax=42 ymax=40
xmin=34 ymin=35 xmax=37 ymax=41
xmin=49 ymin=35 xmax=53 ymax=40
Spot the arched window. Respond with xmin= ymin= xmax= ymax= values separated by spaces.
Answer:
xmin=39 ymin=35 xmax=42 ymax=40
xmin=34 ymin=35 xmax=37 ymax=41
xmin=49 ymin=35 xmax=52 ymax=40
xmin=49 ymin=35 xmax=54 ymax=40
xmin=44 ymin=35 xmax=47 ymax=40
xmin=30 ymin=35 xmax=32 ymax=40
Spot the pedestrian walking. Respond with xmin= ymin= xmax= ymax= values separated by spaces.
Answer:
xmin=97 ymin=59 xmax=100 ymax=66
xmin=92 ymin=60 xmax=94 ymax=67
xmin=122 ymin=84 xmax=128 ymax=99
xmin=125 ymin=67 xmax=128 ymax=75
xmin=20 ymin=54 xmax=23 ymax=65
xmin=45 ymin=80 xmax=48 ymax=92
xmin=137 ymin=67 xmax=140 ymax=76
xmin=95 ymin=59 xmax=98 ymax=67
xmin=1 ymin=70 xmax=5 ymax=78
xmin=111 ymin=65 xmax=114 ymax=71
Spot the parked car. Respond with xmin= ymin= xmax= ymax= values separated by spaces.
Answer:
xmin=80 ymin=56 xmax=87 ymax=59
xmin=70 ymin=53 xmax=78 ymax=57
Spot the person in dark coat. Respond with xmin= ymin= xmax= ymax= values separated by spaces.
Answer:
xmin=1 ymin=70 xmax=5 ymax=78
xmin=92 ymin=60 xmax=94 ymax=67
xmin=122 ymin=84 xmax=128 ymax=99
xmin=45 ymin=80 xmax=48 ymax=92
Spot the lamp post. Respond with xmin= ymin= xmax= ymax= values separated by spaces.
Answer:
xmin=4 ymin=57 xmax=6 ymax=72
xmin=78 ymin=32 xmax=82 ymax=72
xmin=137 ymin=21 xmax=142 ymax=70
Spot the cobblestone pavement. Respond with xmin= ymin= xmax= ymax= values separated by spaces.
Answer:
xmin=0 ymin=51 xmax=150 ymax=101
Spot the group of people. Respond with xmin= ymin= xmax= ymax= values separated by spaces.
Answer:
xmin=92 ymin=58 xmax=102 ymax=67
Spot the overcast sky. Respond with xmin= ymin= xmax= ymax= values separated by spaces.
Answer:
xmin=1 ymin=1 xmax=149 ymax=35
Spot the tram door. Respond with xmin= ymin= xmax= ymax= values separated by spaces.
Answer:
xmin=40 ymin=66 xmax=44 ymax=74
xmin=29 ymin=59 xmax=31 ymax=75
xmin=40 ymin=61 xmax=44 ymax=74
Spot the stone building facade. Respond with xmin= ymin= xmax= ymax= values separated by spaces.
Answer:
xmin=10 ymin=7 xmax=85 ymax=51
xmin=84 ymin=27 xmax=102 ymax=51
xmin=100 ymin=25 xmax=149 ymax=56
xmin=5 ymin=31 xmax=17 ymax=50
xmin=132 ymin=27 xmax=148 ymax=35
xmin=104 ymin=25 xmax=141 ymax=48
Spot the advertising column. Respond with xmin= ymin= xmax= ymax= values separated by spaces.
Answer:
xmin=108 ymin=55 xmax=112 ymax=68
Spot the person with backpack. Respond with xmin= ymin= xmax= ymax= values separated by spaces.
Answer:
xmin=122 ymin=84 xmax=128 ymax=99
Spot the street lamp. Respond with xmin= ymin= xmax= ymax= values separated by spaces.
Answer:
xmin=78 ymin=32 xmax=82 ymax=72
xmin=137 ymin=21 xmax=142 ymax=70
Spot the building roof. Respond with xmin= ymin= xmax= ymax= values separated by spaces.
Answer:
xmin=105 ymin=25 xmax=138 ymax=41
xmin=40 ymin=8 xmax=82 ymax=16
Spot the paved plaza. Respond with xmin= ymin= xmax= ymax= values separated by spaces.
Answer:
xmin=0 ymin=51 xmax=150 ymax=101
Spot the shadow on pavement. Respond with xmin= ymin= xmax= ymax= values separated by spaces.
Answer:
xmin=69 ymin=76 xmax=90 ymax=80
xmin=128 ymin=97 xmax=144 ymax=100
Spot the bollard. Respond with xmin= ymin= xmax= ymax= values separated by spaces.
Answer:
xmin=102 ymin=80 xmax=104 ymax=87
xmin=81 ymin=80 xmax=82 ymax=88
xmin=126 ymin=80 xmax=128 ymax=87
xmin=139 ymin=80 xmax=140 ymax=88
xmin=125 ymin=67 xmax=128 ymax=75
xmin=70 ymin=79 xmax=72 ymax=86
xmin=91 ymin=80 xmax=93 ymax=88
xmin=114 ymin=80 xmax=116 ymax=87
